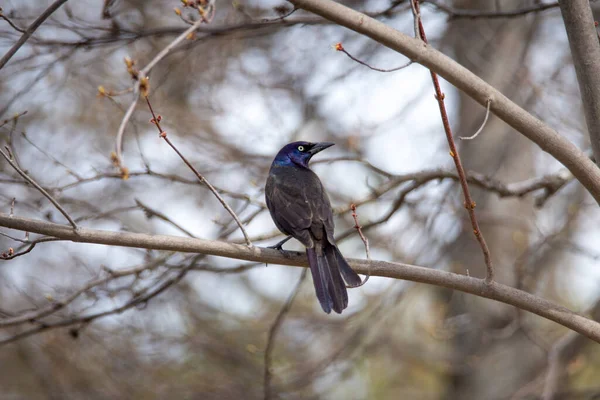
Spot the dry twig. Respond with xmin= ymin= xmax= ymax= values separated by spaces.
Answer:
xmin=144 ymin=96 xmax=253 ymax=246
xmin=334 ymin=42 xmax=413 ymax=72
xmin=412 ymin=0 xmax=494 ymax=283
xmin=0 ymin=146 xmax=78 ymax=230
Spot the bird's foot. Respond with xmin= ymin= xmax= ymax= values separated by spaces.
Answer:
xmin=268 ymin=236 xmax=292 ymax=251
xmin=268 ymin=236 xmax=293 ymax=258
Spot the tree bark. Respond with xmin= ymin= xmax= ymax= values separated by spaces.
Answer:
xmin=559 ymin=0 xmax=600 ymax=162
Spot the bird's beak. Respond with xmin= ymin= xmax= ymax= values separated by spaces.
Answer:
xmin=308 ymin=142 xmax=335 ymax=155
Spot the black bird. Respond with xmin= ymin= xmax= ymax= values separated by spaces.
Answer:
xmin=265 ymin=141 xmax=362 ymax=314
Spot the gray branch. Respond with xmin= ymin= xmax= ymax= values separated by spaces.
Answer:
xmin=558 ymin=0 xmax=600 ymax=164
xmin=287 ymin=0 xmax=600 ymax=204
xmin=1 ymin=212 xmax=599 ymax=343
xmin=0 ymin=0 xmax=70 ymax=70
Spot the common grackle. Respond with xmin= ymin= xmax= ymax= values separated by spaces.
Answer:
xmin=265 ymin=141 xmax=362 ymax=314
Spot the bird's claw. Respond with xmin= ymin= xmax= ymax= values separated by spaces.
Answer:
xmin=267 ymin=236 xmax=292 ymax=251
xmin=267 ymin=236 xmax=293 ymax=258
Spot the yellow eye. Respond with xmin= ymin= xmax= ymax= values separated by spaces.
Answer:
xmin=297 ymin=145 xmax=305 ymax=151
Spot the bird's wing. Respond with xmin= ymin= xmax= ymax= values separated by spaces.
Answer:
xmin=302 ymin=170 xmax=336 ymax=245
xmin=266 ymin=173 xmax=314 ymax=247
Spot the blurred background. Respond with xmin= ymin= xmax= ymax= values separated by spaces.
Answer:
xmin=1 ymin=0 xmax=600 ymax=398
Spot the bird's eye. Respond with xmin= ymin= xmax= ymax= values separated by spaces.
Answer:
xmin=297 ymin=145 xmax=305 ymax=152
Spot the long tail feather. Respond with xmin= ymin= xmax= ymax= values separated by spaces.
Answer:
xmin=323 ymin=245 xmax=347 ymax=313
xmin=331 ymin=245 xmax=362 ymax=287
xmin=306 ymin=247 xmax=331 ymax=314
xmin=307 ymin=243 xmax=359 ymax=314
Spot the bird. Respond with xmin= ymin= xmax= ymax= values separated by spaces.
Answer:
xmin=265 ymin=141 xmax=362 ymax=314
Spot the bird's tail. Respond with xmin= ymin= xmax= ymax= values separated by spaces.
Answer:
xmin=306 ymin=242 xmax=362 ymax=314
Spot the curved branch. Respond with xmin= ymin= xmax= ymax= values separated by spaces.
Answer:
xmin=0 ymin=212 xmax=599 ymax=343
xmin=286 ymin=0 xmax=600 ymax=204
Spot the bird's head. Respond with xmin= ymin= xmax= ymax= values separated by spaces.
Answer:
xmin=272 ymin=141 xmax=335 ymax=168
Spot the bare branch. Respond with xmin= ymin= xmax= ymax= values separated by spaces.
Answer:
xmin=412 ymin=0 xmax=494 ymax=283
xmin=0 ymin=146 xmax=78 ymax=230
xmin=423 ymin=0 xmax=565 ymax=20
xmin=145 ymin=96 xmax=253 ymax=246
xmin=114 ymin=15 xmax=209 ymax=168
xmin=135 ymin=199 xmax=196 ymax=238
xmin=349 ymin=204 xmax=370 ymax=287
xmin=1 ymin=212 xmax=599 ymax=343
xmin=334 ymin=42 xmax=413 ymax=72
xmin=0 ymin=0 xmax=70 ymax=70
xmin=287 ymin=0 xmax=600 ymax=204
xmin=1 ymin=236 xmax=61 ymax=260
xmin=460 ymin=98 xmax=492 ymax=140
xmin=0 ymin=9 xmax=25 ymax=33
xmin=0 ymin=255 xmax=195 ymax=346
xmin=558 ymin=0 xmax=600 ymax=164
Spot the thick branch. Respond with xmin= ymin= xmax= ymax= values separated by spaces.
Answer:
xmin=287 ymin=0 xmax=600 ymax=204
xmin=0 ymin=213 xmax=599 ymax=343
xmin=558 ymin=0 xmax=600 ymax=164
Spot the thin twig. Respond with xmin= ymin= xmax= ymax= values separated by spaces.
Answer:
xmin=0 ymin=256 xmax=196 ymax=346
xmin=21 ymin=132 xmax=82 ymax=179
xmin=349 ymin=204 xmax=370 ymax=287
xmin=1 ymin=237 xmax=61 ymax=260
xmin=262 ymin=7 xmax=298 ymax=22
xmin=113 ymin=96 xmax=139 ymax=171
xmin=460 ymin=98 xmax=492 ymax=140
xmin=0 ymin=231 xmax=25 ymax=243
xmin=0 ymin=255 xmax=173 ymax=327
xmin=335 ymin=42 xmax=413 ymax=72
xmin=0 ymin=146 xmax=78 ymax=230
xmin=135 ymin=198 xmax=196 ymax=238
xmin=412 ymin=0 xmax=494 ymax=283
xmin=410 ymin=0 xmax=420 ymax=37
xmin=423 ymin=0 xmax=591 ymax=20
xmin=264 ymin=269 xmax=307 ymax=400
xmin=0 ymin=111 xmax=27 ymax=129
xmin=113 ymin=11 xmax=212 ymax=168
xmin=0 ymin=10 xmax=26 ymax=33
xmin=0 ymin=0 xmax=70 ymax=70
xmin=145 ymin=96 xmax=253 ymax=246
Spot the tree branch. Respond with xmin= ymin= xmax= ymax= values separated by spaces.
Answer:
xmin=286 ymin=0 xmax=600 ymax=204
xmin=412 ymin=0 xmax=494 ymax=282
xmin=0 ymin=212 xmax=599 ymax=343
xmin=558 ymin=0 xmax=600 ymax=164
xmin=0 ymin=0 xmax=70 ymax=70
xmin=0 ymin=146 xmax=78 ymax=230
xmin=424 ymin=0 xmax=563 ymax=20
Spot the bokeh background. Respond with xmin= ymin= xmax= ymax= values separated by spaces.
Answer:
xmin=1 ymin=0 xmax=600 ymax=398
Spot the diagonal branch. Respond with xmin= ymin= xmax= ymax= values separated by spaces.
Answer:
xmin=145 ymin=96 xmax=253 ymax=246
xmin=286 ymin=0 xmax=600 ymax=205
xmin=114 ymin=15 xmax=209 ymax=169
xmin=0 ymin=147 xmax=77 ymax=230
xmin=0 ymin=0 xmax=70 ymax=70
xmin=0 ymin=212 xmax=599 ymax=343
